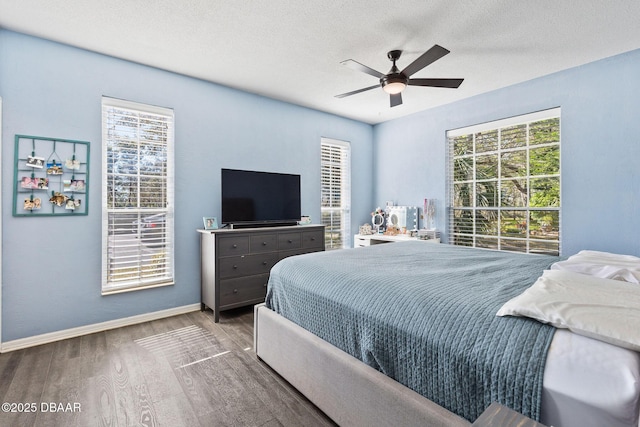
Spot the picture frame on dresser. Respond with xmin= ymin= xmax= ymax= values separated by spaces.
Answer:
xmin=203 ymin=216 xmax=218 ymax=230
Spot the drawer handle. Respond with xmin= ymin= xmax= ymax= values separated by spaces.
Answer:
xmin=310 ymin=237 xmax=315 ymax=241
xmin=262 ymin=241 xmax=267 ymax=246
xmin=262 ymin=261 xmax=268 ymax=266
xmin=232 ymin=244 xmax=237 ymax=248
xmin=233 ymin=265 xmax=238 ymax=269
xmin=233 ymin=289 xmax=238 ymax=294
xmin=287 ymin=239 xmax=293 ymax=243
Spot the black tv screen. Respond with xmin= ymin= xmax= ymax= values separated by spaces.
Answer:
xmin=221 ymin=169 xmax=301 ymax=227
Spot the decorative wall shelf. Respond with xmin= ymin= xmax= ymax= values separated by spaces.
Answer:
xmin=13 ymin=134 xmax=90 ymax=216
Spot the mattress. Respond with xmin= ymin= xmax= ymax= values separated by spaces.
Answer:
xmin=542 ymin=329 xmax=640 ymax=427
xmin=266 ymin=242 xmax=640 ymax=427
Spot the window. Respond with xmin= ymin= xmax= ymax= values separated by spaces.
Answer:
xmin=321 ymin=138 xmax=351 ymax=249
xmin=447 ymin=109 xmax=560 ymax=255
xmin=102 ymin=97 xmax=175 ymax=294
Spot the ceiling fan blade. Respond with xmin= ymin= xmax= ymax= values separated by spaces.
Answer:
xmin=340 ymin=59 xmax=385 ymax=79
xmin=335 ymin=84 xmax=380 ymax=98
xmin=390 ymin=93 xmax=403 ymax=107
xmin=408 ymin=78 xmax=464 ymax=88
xmin=401 ymin=44 xmax=450 ymax=77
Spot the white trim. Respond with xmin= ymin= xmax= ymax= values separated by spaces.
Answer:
xmin=101 ymin=95 xmax=174 ymax=116
xmin=0 ymin=304 xmax=200 ymax=353
xmin=321 ymin=137 xmax=352 ymax=249
xmin=321 ymin=136 xmax=350 ymax=150
xmin=446 ymin=109 xmax=561 ymax=255
xmin=101 ymin=280 xmax=174 ymax=296
xmin=446 ymin=107 xmax=561 ymax=138
xmin=101 ymin=96 xmax=175 ymax=292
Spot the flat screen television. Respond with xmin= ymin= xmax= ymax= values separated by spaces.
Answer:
xmin=221 ymin=168 xmax=301 ymax=228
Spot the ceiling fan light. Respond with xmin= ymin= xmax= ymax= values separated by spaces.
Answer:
xmin=383 ymin=81 xmax=406 ymax=94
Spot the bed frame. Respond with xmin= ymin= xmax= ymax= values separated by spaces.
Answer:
xmin=254 ymin=303 xmax=471 ymax=427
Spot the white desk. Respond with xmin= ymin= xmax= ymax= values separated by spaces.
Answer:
xmin=354 ymin=234 xmax=440 ymax=248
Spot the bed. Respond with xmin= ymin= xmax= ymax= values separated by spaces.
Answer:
xmin=254 ymin=242 xmax=640 ymax=427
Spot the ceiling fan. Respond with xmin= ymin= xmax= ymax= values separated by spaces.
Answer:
xmin=335 ymin=44 xmax=464 ymax=107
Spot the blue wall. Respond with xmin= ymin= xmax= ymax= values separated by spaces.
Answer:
xmin=0 ymin=30 xmax=373 ymax=341
xmin=2 ymin=28 xmax=640 ymax=343
xmin=373 ymin=48 xmax=640 ymax=257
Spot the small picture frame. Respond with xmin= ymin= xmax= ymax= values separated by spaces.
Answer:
xmin=203 ymin=217 xmax=218 ymax=230
xmin=24 ymin=197 xmax=42 ymax=211
xmin=49 ymin=192 xmax=68 ymax=207
xmin=21 ymin=177 xmax=39 ymax=189
xmin=70 ymin=179 xmax=85 ymax=192
xmin=22 ymin=177 xmax=49 ymax=189
xmin=36 ymin=178 xmax=49 ymax=189
xmin=65 ymin=199 xmax=81 ymax=210
xmin=46 ymin=161 xmax=64 ymax=175
xmin=65 ymin=158 xmax=81 ymax=170
xmin=26 ymin=155 xmax=45 ymax=169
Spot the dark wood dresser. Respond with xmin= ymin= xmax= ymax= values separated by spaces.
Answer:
xmin=199 ymin=224 xmax=325 ymax=322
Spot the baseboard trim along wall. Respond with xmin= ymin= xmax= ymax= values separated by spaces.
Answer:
xmin=0 ymin=304 xmax=201 ymax=353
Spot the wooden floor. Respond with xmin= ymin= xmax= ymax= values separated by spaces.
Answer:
xmin=0 ymin=307 xmax=336 ymax=427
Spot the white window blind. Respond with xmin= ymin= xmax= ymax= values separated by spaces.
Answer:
xmin=447 ymin=108 xmax=560 ymax=255
xmin=321 ymin=138 xmax=351 ymax=249
xmin=102 ymin=97 xmax=175 ymax=294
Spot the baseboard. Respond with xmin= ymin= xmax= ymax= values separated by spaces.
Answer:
xmin=0 ymin=303 xmax=201 ymax=353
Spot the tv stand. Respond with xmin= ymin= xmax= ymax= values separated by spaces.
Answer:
xmin=198 ymin=224 xmax=325 ymax=322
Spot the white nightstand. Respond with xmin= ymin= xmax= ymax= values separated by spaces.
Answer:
xmin=354 ymin=234 xmax=440 ymax=248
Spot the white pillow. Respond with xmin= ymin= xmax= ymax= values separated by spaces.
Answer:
xmin=497 ymin=269 xmax=640 ymax=351
xmin=551 ymin=250 xmax=640 ymax=283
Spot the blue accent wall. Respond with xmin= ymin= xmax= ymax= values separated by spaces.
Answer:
xmin=373 ymin=48 xmax=640 ymax=257
xmin=0 ymin=30 xmax=373 ymax=341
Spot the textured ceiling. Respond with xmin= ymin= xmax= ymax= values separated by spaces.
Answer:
xmin=1 ymin=1 xmax=640 ymax=124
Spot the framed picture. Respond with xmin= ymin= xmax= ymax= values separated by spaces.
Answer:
xmin=203 ymin=217 xmax=218 ymax=230
xmin=13 ymin=135 xmax=90 ymax=217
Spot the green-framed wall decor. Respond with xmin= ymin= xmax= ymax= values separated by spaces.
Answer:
xmin=13 ymin=134 xmax=90 ymax=216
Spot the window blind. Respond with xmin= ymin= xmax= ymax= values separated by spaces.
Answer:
xmin=321 ymin=138 xmax=351 ymax=249
xmin=446 ymin=108 xmax=561 ymax=255
xmin=101 ymin=97 xmax=175 ymax=293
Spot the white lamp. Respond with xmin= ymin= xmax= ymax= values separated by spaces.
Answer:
xmin=383 ymin=81 xmax=406 ymax=94
xmin=381 ymin=74 xmax=407 ymax=94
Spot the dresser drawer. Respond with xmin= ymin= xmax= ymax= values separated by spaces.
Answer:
xmin=302 ymin=230 xmax=324 ymax=249
xmin=250 ymin=234 xmax=278 ymax=253
xmin=278 ymin=232 xmax=301 ymax=250
xmin=218 ymin=274 xmax=269 ymax=308
xmin=218 ymin=253 xmax=279 ymax=279
xmin=218 ymin=236 xmax=249 ymax=256
xmin=280 ymin=247 xmax=322 ymax=260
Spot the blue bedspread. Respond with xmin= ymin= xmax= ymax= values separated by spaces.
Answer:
xmin=265 ymin=242 xmax=559 ymax=422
